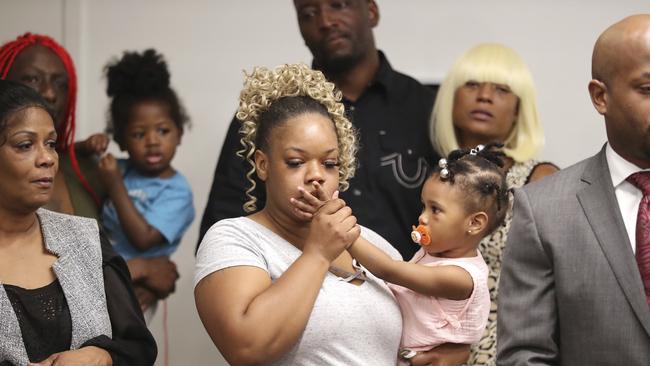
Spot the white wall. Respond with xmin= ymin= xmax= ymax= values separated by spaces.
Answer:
xmin=1 ymin=1 xmax=648 ymax=365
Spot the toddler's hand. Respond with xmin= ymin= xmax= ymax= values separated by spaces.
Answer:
xmin=290 ymin=181 xmax=338 ymax=220
xmin=27 ymin=346 xmax=112 ymax=366
xmin=78 ymin=133 xmax=110 ymax=156
xmin=97 ymin=153 xmax=122 ymax=188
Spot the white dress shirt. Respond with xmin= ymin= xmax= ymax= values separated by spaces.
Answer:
xmin=605 ymin=143 xmax=650 ymax=253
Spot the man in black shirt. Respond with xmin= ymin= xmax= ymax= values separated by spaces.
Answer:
xmin=198 ymin=0 xmax=438 ymax=260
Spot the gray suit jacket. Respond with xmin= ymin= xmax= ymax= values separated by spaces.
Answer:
xmin=0 ymin=209 xmax=111 ymax=365
xmin=497 ymin=147 xmax=650 ymax=365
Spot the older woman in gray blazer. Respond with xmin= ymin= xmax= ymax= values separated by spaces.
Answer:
xmin=0 ymin=80 xmax=156 ymax=366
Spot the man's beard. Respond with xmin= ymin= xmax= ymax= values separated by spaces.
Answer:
xmin=315 ymin=49 xmax=363 ymax=75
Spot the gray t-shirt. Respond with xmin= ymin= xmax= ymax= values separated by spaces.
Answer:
xmin=195 ymin=217 xmax=403 ymax=365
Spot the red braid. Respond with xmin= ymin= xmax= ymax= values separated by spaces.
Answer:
xmin=0 ymin=33 xmax=100 ymax=206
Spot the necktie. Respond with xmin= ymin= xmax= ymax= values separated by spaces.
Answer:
xmin=626 ymin=172 xmax=650 ymax=307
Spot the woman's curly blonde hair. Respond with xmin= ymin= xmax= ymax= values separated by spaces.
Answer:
xmin=236 ymin=63 xmax=358 ymax=213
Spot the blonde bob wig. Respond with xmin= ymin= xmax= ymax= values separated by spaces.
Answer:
xmin=430 ymin=43 xmax=544 ymax=162
xmin=237 ymin=63 xmax=358 ymax=213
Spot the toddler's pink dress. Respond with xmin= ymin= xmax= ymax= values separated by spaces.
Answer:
xmin=387 ymin=248 xmax=490 ymax=365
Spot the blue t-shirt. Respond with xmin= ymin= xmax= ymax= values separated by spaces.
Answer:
xmin=102 ymin=159 xmax=195 ymax=260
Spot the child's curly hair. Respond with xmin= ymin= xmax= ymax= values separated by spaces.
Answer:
xmin=237 ymin=63 xmax=358 ymax=213
xmin=104 ymin=49 xmax=189 ymax=150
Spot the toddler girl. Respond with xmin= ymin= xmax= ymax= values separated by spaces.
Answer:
xmin=89 ymin=49 xmax=194 ymax=319
xmin=294 ymin=143 xmax=507 ymax=364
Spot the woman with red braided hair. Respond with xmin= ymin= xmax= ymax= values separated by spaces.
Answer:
xmin=0 ymin=32 xmax=104 ymax=217
xmin=0 ymin=33 xmax=180 ymax=314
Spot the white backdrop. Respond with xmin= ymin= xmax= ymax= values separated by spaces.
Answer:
xmin=1 ymin=1 xmax=648 ymax=365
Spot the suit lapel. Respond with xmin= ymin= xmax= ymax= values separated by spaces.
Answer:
xmin=577 ymin=147 xmax=650 ymax=337
xmin=37 ymin=209 xmax=112 ymax=348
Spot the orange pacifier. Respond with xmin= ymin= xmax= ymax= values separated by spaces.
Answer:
xmin=411 ymin=225 xmax=431 ymax=246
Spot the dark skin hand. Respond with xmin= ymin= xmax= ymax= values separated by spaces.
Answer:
xmin=127 ymin=257 xmax=178 ymax=304
xmin=407 ymin=343 xmax=471 ymax=366
xmin=27 ymin=346 xmax=112 ymax=366
xmin=75 ymin=133 xmax=110 ymax=156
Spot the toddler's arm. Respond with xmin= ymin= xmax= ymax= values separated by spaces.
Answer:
xmin=348 ymin=238 xmax=474 ymax=300
xmin=292 ymin=188 xmax=475 ymax=301
xmin=98 ymin=154 xmax=165 ymax=251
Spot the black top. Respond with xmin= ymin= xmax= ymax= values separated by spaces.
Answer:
xmin=198 ymin=51 xmax=438 ymax=260
xmin=4 ymin=280 xmax=72 ymax=363
xmin=0 ymin=235 xmax=157 ymax=366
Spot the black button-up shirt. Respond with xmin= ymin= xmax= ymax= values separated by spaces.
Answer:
xmin=198 ymin=52 xmax=438 ymax=259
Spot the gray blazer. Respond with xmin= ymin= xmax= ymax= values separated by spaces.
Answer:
xmin=0 ymin=209 xmax=112 ymax=365
xmin=497 ymin=147 xmax=650 ymax=365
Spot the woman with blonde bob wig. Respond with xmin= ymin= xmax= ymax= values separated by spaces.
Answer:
xmin=430 ymin=43 xmax=558 ymax=365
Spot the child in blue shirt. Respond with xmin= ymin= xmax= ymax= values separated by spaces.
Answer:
xmin=101 ymin=159 xmax=194 ymax=261
xmin=87 ymin=49 xmax=194 ymax=318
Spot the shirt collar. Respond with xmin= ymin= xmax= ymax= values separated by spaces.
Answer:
xmin=606 ymin=142 xmax=645 ymax=188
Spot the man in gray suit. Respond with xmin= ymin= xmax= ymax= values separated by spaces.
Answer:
xmin=497 ymin=14 xmax=650 ymax=365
